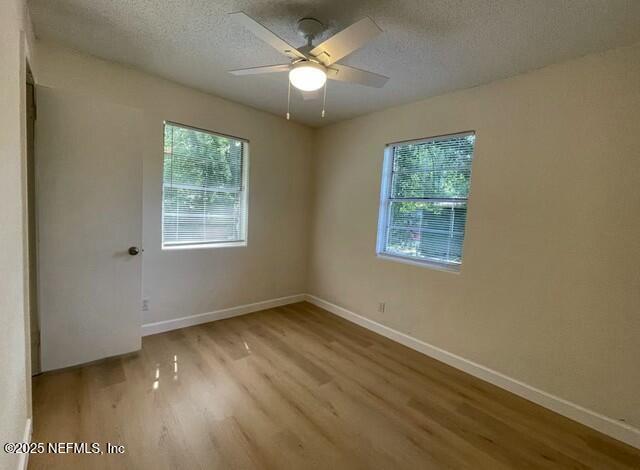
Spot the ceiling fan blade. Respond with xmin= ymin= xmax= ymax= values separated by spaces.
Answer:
xmin=310 ymin=17 xmax=382 ymax=66
xmin=229 ymin=64 xmax=291 ymax=76
xmin=229 ymin=12 xmax=306 ymax=60
xmin=298 ymin=89 xmax=320 ymax=101
xmin=327 ymin=64 xmax=388 ymax=88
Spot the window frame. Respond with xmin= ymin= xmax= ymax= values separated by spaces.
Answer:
xmin=376 ymin=131 xmax=475 ymax=273
xmin=161 ymin=120 xmax=250 ymax=251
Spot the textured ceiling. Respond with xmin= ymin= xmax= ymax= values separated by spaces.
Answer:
xmin=29 ymin=0 xmax=640 ymax=126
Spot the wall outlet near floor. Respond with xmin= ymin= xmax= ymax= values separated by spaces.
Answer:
xmin=142 ymin=298 xmax=150 ymax=312
xmin=378 ymin=302 xmax=386 ymax=313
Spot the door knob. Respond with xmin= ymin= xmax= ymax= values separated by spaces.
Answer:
xmin=128 ymin=246 xmax=140 ymax=256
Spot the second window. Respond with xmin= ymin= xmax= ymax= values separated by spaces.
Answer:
xmin=377 ymin=132 xmax=476 ymax=270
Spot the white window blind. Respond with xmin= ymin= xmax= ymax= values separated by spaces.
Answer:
xmin=377 ymin=132 xmax=476 ymax=270
xmin=162 ymin=122 xmax=248 ymax=249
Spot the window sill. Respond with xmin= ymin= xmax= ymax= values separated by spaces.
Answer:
xmin=162 ymin=241 xmax=247 ymax=251
xmin=376 ymin=253 xmax=461 ymax=274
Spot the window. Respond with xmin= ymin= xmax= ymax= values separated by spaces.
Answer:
xmin=162 ymin=122 xmax=248 ymax=249
xmin=376 ymin=132 xmax=476 ymax=271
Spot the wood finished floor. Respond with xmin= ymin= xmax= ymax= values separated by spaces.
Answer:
xmin=30 ymin=302 xmax=640 ymax=469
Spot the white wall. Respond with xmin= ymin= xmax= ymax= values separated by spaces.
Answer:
xmin=0 ymin=0 xmax=34 ymax=468
xmin=34 ymin=40 xmax=313 ymax=327
xmin=309 ymin=43 xmax=640 ymax=431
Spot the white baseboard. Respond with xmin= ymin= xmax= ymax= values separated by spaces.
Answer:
xmin=17 ymin=418 xmax=32 ymax=470
xmin=141 ymin=294 xmax=306 ymax=336
xmin=305 ymin=294 xmax=640 ymax=450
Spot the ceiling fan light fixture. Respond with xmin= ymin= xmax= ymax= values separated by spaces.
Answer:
xmin=289 ymin=61 xmax=327 ymax=91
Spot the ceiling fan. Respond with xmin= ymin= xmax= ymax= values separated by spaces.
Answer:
xmin=228 ymin=12 xmax=388 ymax=119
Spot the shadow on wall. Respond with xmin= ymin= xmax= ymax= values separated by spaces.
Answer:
xmin=29 ymin=0 xmax=147 ymax=64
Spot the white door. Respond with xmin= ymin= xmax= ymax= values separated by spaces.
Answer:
xmin=36 ymin=87 xmax=143 ymax=371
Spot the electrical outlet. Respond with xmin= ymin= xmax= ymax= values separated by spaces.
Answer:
xmin=378 ymin=302 xmax=386 ymax=313
xmin=142 ymin=298 xmax=150 ymax=312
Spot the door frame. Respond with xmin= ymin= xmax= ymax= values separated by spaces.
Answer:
xmin=25 ymin=67 xmax=40 ymax=375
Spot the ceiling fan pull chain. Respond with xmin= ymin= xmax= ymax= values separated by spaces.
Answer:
xmin=321 ymin=81 xmax=327 ymax=118
xmin=286 ymin=80 xmax=291 ymax=120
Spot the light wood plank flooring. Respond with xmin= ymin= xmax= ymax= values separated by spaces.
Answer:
xmin=30 ymin=302 xmax=640 ymax=469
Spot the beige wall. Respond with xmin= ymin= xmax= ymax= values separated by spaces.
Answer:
xmin=309 ymin=43 xmax=640 ymax=429
xmin=0 ymin=0 xmax=34 ymax=467
xmin=35 ymin=40 xmax=313 ymax=326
